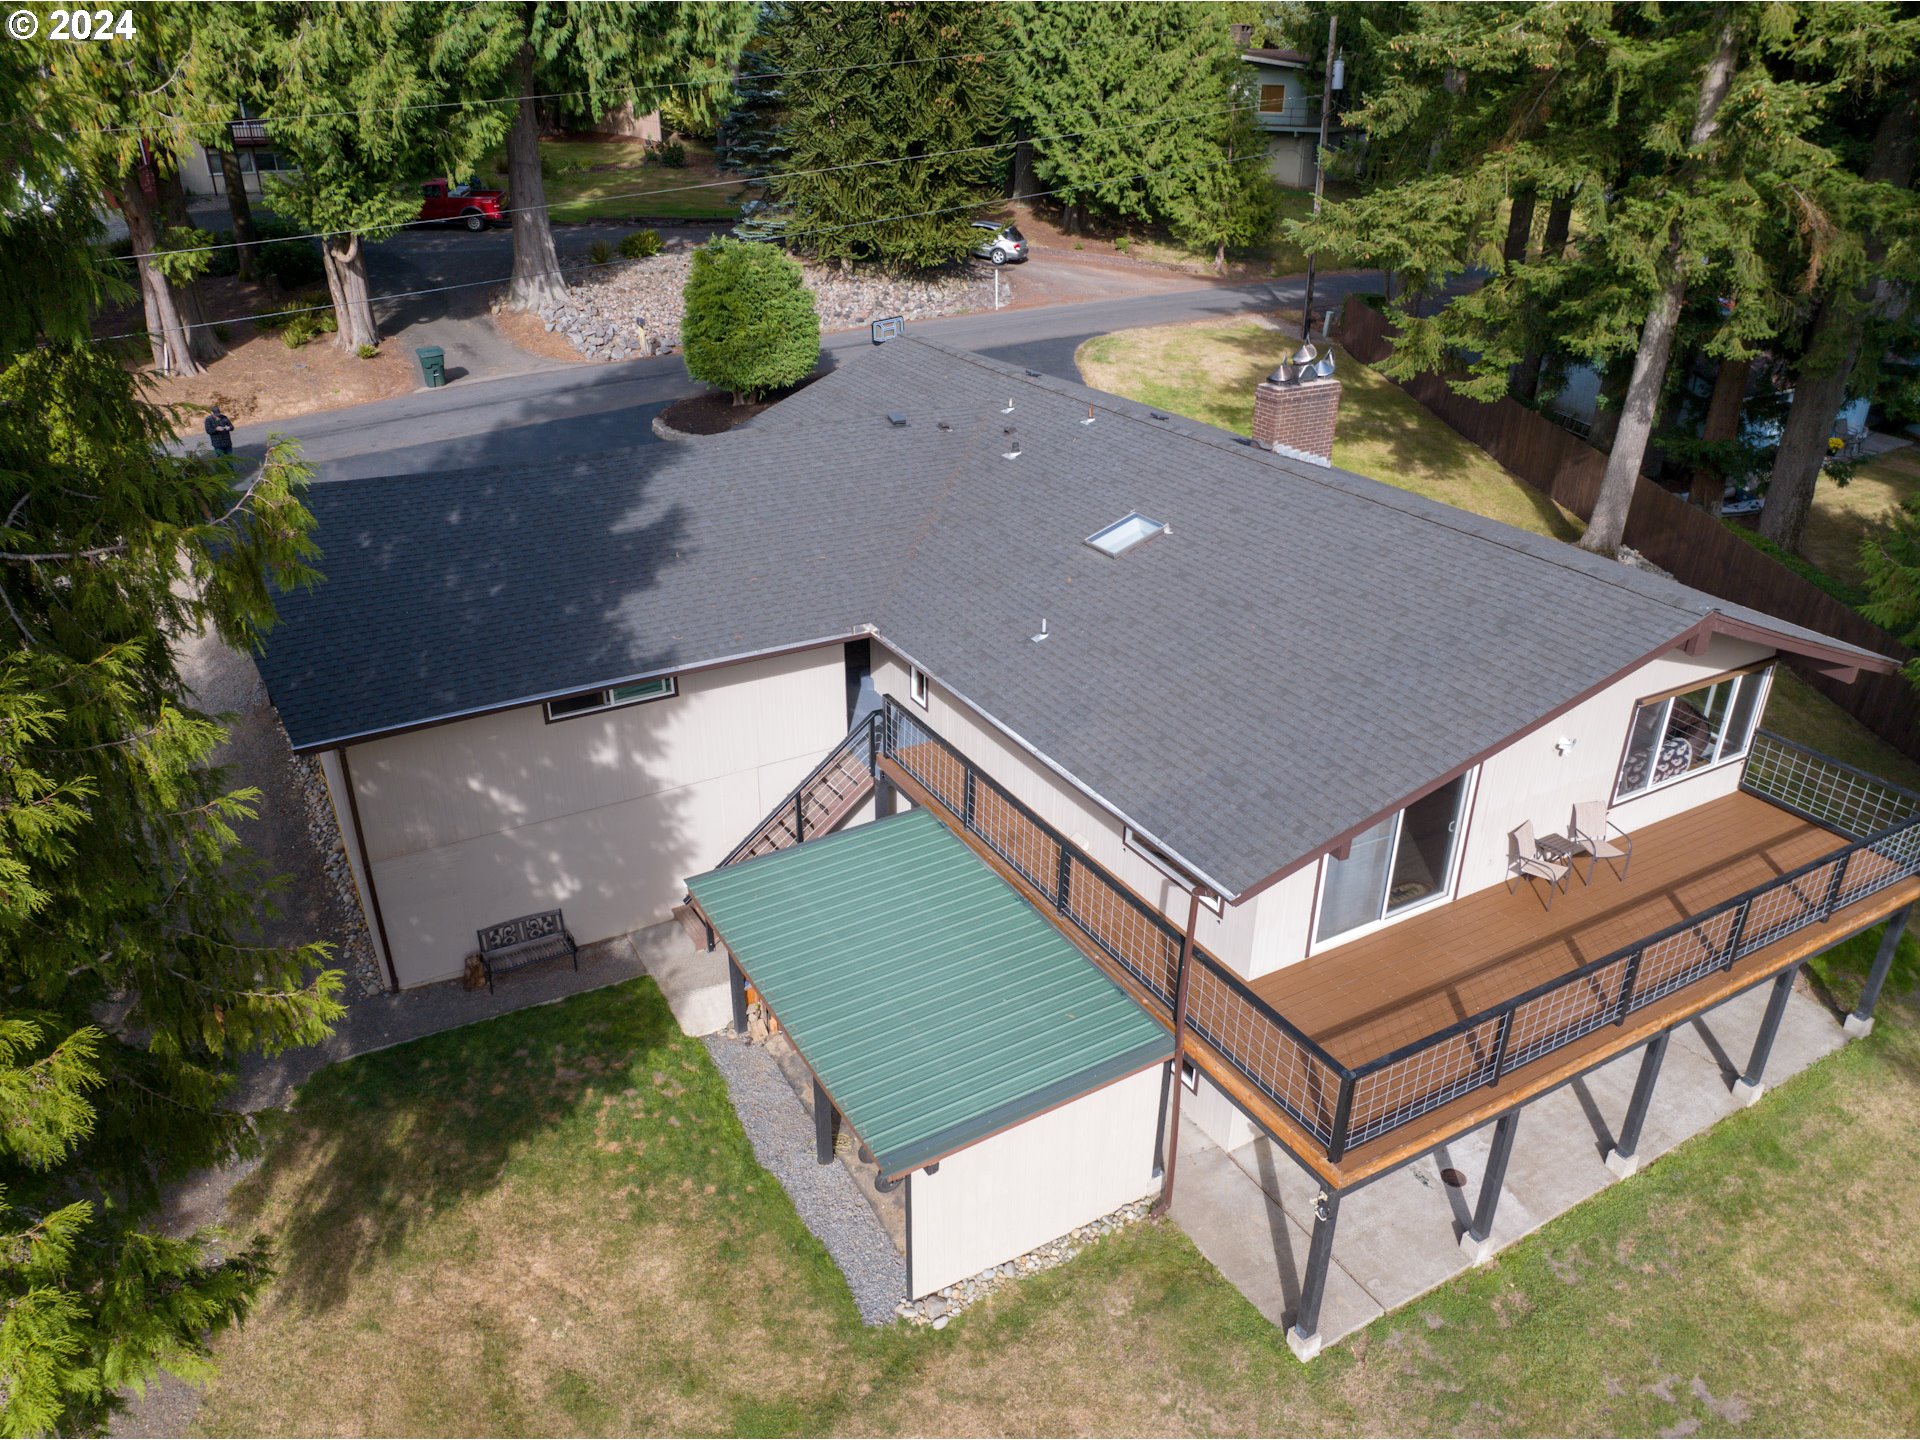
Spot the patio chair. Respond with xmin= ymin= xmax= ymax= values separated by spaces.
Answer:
xmin=1569 ymin=800 xmax=1634 ymax=883
xmin=1506 ymin=820 xmax=1570 ymax=910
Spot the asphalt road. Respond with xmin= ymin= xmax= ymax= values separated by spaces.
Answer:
xmin=226 ymin=269 xmax=1387 ymax=481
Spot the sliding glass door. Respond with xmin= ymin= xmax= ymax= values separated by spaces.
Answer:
xmin=1315 ymin=772 xmax=1473 ymax=945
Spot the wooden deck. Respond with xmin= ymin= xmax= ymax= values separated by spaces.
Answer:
xmin=1255 ymin=791 xmax=1855 ymax=1069
xmin=878 ymin=746 xmax=1918 ymax=1190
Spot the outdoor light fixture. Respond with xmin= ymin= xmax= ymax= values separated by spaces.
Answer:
xmin=1555 ymin=736 xmax=1578 ymax=755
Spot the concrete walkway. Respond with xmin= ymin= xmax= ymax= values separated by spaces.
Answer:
xmin=1171 ymin=977 xmax=1848 ymax=1353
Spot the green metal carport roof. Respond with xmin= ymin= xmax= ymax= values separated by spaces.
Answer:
xmin=686 ymin=809 xmax=1172 ymax=1177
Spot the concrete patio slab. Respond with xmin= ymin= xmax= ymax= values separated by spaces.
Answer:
xmin=1171 ymin=1126 xmax=1380 ymax=1342
xmin=638 ymin=917 xmax=733 ymax=1036
xmin=1172 ymin=982 xmax=1850 ymax=1355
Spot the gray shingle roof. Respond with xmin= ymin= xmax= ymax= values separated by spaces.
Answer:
xmin=257 ymin=337 xmax=1887 ymax=896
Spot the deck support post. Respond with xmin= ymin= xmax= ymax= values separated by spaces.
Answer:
xmin=1288 ymin=1188 xmax=1342 ymax=1362
xmin=1732 ymin=964 xmax=1799 ymax=1106
xmin=1604 ymin=1029 xmax=1671 ymax=1178
xmin=1459 ymin=1111 xmax=1519 ymax=1264
xmin=873 ymin=771 xmax=897 ymax=819
xmin=728 ymin=956 xmax=748 ymax=1035
xmin=813 ymin=1075 xmax=835 ymax=1164
xmin=1845 ymin=904 xmax=1910 ymax=1039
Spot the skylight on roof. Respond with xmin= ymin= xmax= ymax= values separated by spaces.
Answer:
xmin=1085 ymin=512 xmax=1167 ymax=557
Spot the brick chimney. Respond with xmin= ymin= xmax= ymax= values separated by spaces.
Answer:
xmin=1252 ymin=344 xmax=1341 ymax=466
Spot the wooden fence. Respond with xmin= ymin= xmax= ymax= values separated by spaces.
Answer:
xmin=1337 ymin=296 xmax=1920 ymax=762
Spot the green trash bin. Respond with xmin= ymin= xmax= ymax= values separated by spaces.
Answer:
xmin=415 ymin=345 xmax=446 ymax=388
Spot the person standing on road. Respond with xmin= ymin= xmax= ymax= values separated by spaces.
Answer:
xmin=204 ymin=405 xmax=235 ymax=457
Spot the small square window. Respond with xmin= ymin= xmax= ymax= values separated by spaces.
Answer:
xmin=1086 ymin=512 xmax=1167 ymax=557
xmin=909 ymin=666 xmax=929 ymax=708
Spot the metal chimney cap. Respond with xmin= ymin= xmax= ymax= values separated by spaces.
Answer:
xmin=1269 ymin=362 xmax=1295 ymax=384
xmin=1313 ymin=352 xmax=1337 ymax=378
xmin=1292 ymin=340 xmax=1319 ymax=367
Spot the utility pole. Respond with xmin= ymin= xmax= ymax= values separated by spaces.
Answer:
xmin=1299 ymin=12 xmax=1338 ymax=342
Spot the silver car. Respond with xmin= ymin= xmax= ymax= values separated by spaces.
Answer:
xmin=971 ymin=221 xmax=1028 ymax=265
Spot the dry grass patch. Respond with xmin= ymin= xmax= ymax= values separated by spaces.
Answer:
xmin=1800 ymin=445 xmax=1920 ymax=590
xmin=1075 ymin=316 xmax=1583 ymax=542
xmin=194 ymin=963 xmax=1920 ymax=1437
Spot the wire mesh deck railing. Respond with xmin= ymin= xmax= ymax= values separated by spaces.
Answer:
xmin=880 ymin=704 xmax=1920 ymax=1165
xmin=881 ymin=700 xmax=1352 ymax=1148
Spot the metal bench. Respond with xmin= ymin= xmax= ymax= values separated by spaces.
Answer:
xmin=475 ymin=909 xmax=578 ymax=994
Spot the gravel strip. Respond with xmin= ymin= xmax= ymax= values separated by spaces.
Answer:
xmin=703 ymin=1033 xmax=906 ymax=1324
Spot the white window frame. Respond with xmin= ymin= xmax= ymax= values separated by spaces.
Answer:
xmin=1123 ymin=827 xmax=1225 ymax=914
xmin=909 ymin=665 xmax=929 ymax=708
xmin=1612 ymin=666 xmax=1772 ymax=804
xmin=1307 ymin=766 xmax=1480 ymax=955
xmin=542 ymin=675 xmax=677 ymax=723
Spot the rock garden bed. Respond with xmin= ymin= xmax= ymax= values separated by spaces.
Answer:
xmin=533 ymin=241 xmax=996 ymax=362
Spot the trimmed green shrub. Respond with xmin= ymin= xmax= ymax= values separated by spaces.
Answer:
xmin=619 ymin=228 xmax=663 ymax=260
xmin=588 ymin=239 xmax=614 ymax=266
xmin=681 ymin=237 xmax=820 ymax=404
xmin=656 ymin=141 xmax=686 ymax=168
xmin=356 ymin=342 xmax=380 ymax=360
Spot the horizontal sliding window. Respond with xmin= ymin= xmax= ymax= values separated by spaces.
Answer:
xmin=544 ymin=675 xmax=677 ymax=722
xmin=1614 ymin=667 xmax=1769 ymax=800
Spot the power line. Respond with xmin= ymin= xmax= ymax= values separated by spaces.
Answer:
xmin=94 ymin=150 xmax=1256 ymax=343
xmin=66 ymin=44 xmax=1020 ymax=138
xmin=121 ymin=97 xmax=1270 ymax=263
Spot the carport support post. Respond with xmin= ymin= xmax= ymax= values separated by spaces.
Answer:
xmin=1287 ymin=1188 xmax=1341 ymax=1363
xmin=1846 ymin=904 xmax=1910 ymax=1039
xmin=813 ymin=1075 xmax=835 ymax=1164
xmin=1604 ymin=1028 xmax=1671 ymax=1179
xmin=1459 ymin=1110 xmax=1518 ymax=1265
xmin=1732 ymin=964 xmax=1799 ymax=1107
xmin=728 ymin=956 xmax=748 ymax=1034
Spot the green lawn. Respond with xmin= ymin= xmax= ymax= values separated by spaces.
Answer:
xmin=485 ymin=136 xmax=746 ymax=223
xmin=191 ymin=956 xmax=1920 ymax=1437
xmin=1076 ymin=317 xmax=1583 ymax=541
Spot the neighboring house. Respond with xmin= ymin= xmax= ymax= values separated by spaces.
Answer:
xmin=181 ymin=110 xmax=296 ymax=201
xmin=1240 ymin=46 xmax=1329 ymax=187
xmin=256 ymin=336 xmax=1920 ymax=1350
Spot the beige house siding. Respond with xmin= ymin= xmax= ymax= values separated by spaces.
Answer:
xmin=1246 ymin=632 xmax=1780 ymax=975
xmin=335 ymin=646 xmax=848 ymax=988
xmin=905 ymin=1065 xmax=1163 ymax=1298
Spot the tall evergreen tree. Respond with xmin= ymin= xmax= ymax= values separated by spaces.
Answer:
xmin=0 ymin=42 xmax=340 ymax=1436
xmin=440 ymin=2 xmax=755 ymax=312
xmin=764 ymin=1 xmax=1012 ymax=270
xmin=1297 ymin=2 xmax=1902 ymax=555
xmin=40 ymin=12 xmax=230 ymax=375
xmin=1010 ymin=0 xmax=1269 ymax=250
xmin=241 ymin=2 xmax=504 ymax=351
xmin=1757 ymin=62 xmax=1920 ymax=550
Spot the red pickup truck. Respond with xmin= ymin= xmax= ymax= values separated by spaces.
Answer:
xmin=418 ymin=179 xmax=507 ymax=232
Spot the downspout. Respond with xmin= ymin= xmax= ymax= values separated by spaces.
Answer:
xmin=337 ymin=747 xmax=401 ymax=993
xmin=1152 ymin=885 xmax=1211 ymax=1217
